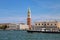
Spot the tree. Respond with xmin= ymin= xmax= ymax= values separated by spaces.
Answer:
xmin=0 ymin=25 xmax=8 ymax=30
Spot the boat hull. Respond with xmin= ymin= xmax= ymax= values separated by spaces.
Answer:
xmin=27 ymin=30 xmax=60 ymax=33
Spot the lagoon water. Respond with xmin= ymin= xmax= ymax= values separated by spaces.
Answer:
xmin=0 ymin=30 xmax=60 ymax=40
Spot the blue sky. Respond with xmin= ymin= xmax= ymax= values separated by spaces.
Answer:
xmin=0 ymin=0 xmax=60 ymax=23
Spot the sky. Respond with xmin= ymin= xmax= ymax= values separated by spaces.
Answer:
xmin=0 ymin=0 xmax=60 ymax=23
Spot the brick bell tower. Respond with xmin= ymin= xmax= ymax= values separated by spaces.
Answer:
xmin=27 ymin=8 xmax=31 ymax=30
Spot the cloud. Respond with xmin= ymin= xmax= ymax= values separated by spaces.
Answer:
xmin=0 ymin=15 xmax=60 ymax=23
xmin=32 ymin=15 xmax=60 ymax=22
xmin=0 ymin=16 xmax=26 ymax=23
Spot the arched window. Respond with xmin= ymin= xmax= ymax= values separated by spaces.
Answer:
xmin=47 ymin=23 xmax=49 ymax=25
xmin=45 ymin=24 xmax=46 ymax=25
xmin=55 ymin=24 xmax=56 ymax=25
xmin=51 ymin=24 xmax=52 ymax=25
xmin=42 ymin=24 xmax=43 ymax=25
xmin=39 ymin=24 xmax=40 ymax=25
xmin=35 ymin=24 xmax=37 ymax=25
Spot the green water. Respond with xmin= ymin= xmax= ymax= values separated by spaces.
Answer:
xmin=0 ymin=30 xmax=60 ymax=40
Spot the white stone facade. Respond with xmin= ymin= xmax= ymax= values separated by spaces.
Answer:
xmin=19 ymin=23 xmax=29 ymax=30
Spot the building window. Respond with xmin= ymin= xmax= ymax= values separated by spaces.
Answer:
xmin=45 ymin=24 xmax=46 ymax=25
xmin=42 ymin=24 xmax=43 ymax=25
xmin=55 ymin=24 xmax=56 ymax=25
xmin=39 ymin=24 xmax=40 ymax=25
xmin=35 ymin=24 xmax=37 ymax=25
xmin=51 ymin=24 xmax=52 ymax=25
xmin=47 ymin=23 xmax=49 ymax=25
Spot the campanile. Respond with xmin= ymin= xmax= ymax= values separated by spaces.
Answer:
xmin=27 ymin=8 xmax=31 ymax=30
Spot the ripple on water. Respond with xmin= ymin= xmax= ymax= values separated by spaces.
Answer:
xmin=0 ymin=30 xmax=60 ymax=40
